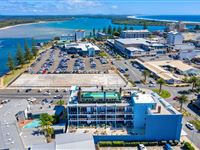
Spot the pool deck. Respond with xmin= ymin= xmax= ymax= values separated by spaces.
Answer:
xmin=18 ymin=120 xmax=33 ymax=128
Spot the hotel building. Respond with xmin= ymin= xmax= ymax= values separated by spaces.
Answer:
xmin=120 ymin=30 xmax=150 ymax=38
xmin=67 ymin=86 xmax=183 ymax=142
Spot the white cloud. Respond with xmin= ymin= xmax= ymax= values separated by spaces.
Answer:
xmin=111 ymin=5 xmax=118 ymax=9
xmin=61 ymin=0 xmax=101 ymax=7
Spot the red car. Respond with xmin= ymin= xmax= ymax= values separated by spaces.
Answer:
xmin=173 ymin=96 xmax=179 ymax=100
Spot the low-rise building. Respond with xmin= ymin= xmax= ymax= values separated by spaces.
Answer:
xmin=178 ymin=49 xmax=200 ymax=60
xmin=66 ymin=86 xmax=183 ymax=142
xmin=135 ymin=59 xmax=200 ymax=84
xmin=114 ymin=38 xmax=167 ymax=58
xmin=61 ymin=30 xmax=85 ymax=42
xmin=167 ymin=31 xmax=184 ymax=45
xmin=120 ymin=30 xmax=150 ymax=38
xmin=62 ymin=43 xmax=100 ymax=57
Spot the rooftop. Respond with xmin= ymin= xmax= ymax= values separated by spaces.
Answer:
xmin=122 ymin=29 xmax=150 ymax=33
xmin=64 ymin=42 xmax=100 ymax=51
xmin=126 ymin=47 xmax=144 ymax=52
xmin=56 ymin=133 xmax=95 ymax=150
xmin=132 ymin=92 xmax=156 ymax=104
xmin=115 ymin=38 xmax=148 ymax=45
xmin=0 ymin=99 xmax=28 ymax=150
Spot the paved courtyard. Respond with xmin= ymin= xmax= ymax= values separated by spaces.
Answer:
xmin=10 ymin=73 xmax=126 ymax=88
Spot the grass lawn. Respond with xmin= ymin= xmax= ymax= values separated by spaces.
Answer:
xmin=152 ymin=89 xmax=171 ymax=99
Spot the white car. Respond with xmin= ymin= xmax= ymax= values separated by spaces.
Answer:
xmin=138 ymin=144 xmax=147 ymax=150
xmin=43 ymin=92 xmax=51 ymax=95
xmin=186 ymin=122 xmax=195 ymax=130
xmin=149 ymin=84 xmax=156 ymax=87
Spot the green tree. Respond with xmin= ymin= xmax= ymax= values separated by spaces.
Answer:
xmin=123 ymin=26 xmax=128 ymax=31
xmin=57 ymin=100 xmax=64 ymax=106
xmin=194 ymin=25 xmax=200 ymax=30
xmin=89 ymin=32 xmax=92 ymax=37
xmin=142 ymin=70 xmax=150 ymax=84
xmin=32 ymin=47 xmax=39 ymax=59
xmin=16 ymin=44 xmax=25 ymax=67
xmin=24 ymin=41 xmax=32 ymax=63
xmin=182 ymin=77 xmax=189 ymax=83
xmin=177 ymin=95 xmax=188 ymax=112
xmin=157 ymin=78 xmax=166 ymax=94
xmin=113 ymin=31 xmax=120 ymax=37
xmin=129 ymin=26 xmax=134 ymax=30
xmin=112 ymin=27 xmax=116 ymax=34
xmin=102 ymin=27 xmax=106 ymax=33
xmin=53 ymin=37 xmax=60 ymax=41
xmin=117 ymin=26 xmax=122 ymax=34
xmin=39 ymin=113 xmax=54 ymax=139
xmin=7 ymin=53 xmax=15 ymax=73
xmin=93 ymin=28 xmax=96 ymax=36
xmin=143 ymin=22 xmax=148 ymax=29
xmin=107 ymin=25 xmax=112 ymax=34
xmin=189 ymin=76 xmax=199 ymax=91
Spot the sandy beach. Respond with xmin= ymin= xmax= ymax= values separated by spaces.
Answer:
xmin=0 ymin=21 xmax=46 ymax=31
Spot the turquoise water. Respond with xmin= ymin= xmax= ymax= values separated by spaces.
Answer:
xmin=23 ymin=120 xmax=41 ymax=129
xmin=0 ymin=17 xmax=166 ymax=76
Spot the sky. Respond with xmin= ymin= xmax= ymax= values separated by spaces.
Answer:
xmin=1 ymin=0 xmax=200 ymax=15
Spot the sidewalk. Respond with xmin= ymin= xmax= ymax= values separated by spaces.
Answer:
xmin=181 ymin=136 xmax=200 ymax=150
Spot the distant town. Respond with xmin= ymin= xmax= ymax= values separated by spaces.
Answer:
xmin=1 ymin=18 xmax=200 ymax=150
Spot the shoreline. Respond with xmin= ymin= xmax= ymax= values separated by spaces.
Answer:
xmin=0 ymin=21 xmax=47 ymax=31
xmin=129 ymin=15 xmax=200 ymax=24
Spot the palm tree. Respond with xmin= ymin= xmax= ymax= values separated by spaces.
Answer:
xmin=182 ymin=77 xmax=189 ymax=83
xmin=142 ymin=70 xmax=150 ymax=84
xmin=189 ymin=76 xmax=199 ymax=91
xmin=39 ymin=113 xmax=54 ymax=140
xmin=177 ymin=95 xmax=188 ymax=112
xmin=157 ymin=78 xmax=166 ymax=94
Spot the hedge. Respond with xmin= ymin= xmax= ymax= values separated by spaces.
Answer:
xmin=183 ymin=142 xmax=195 ymax=150
xmin=98 ymin=141 xmax=178 ymax=147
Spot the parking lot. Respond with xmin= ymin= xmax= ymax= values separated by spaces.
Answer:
xmin=29 ymin=49 xmax=112 ymax=74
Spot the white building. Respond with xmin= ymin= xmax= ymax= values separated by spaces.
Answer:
xmin=177 ymin=21 xmax=186 ymax=32
xmin=114 ymin=38 xmax=167 ymax=58
xmin=63 ymin=43 xmax=100 ymax=57
xmin=61 ymin=34 xmax=75 ymax=41
xmin=61 ymin=30 xmax=85 ymax=42
xmin=167 ymin=31 xmax=184 ymax=45
xmin=120 ymin=30 xmax=150 ymax=38
xmin=178 ymin=49 xmax=200 ymax=60
xmin=166 ymin=23 xmax=176 ymax=32
xmin=75 ymin=30 xmax=85 ymax=41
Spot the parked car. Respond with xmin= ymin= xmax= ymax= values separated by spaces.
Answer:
xmin=164 ymin=144 xmax=172 ymax=150
xmin=138 ymin=144 xmax=147 ymax=150
xmin=173 ymin=96 xmax=179 ymax=100
xmin=186 ymin=122 xmax=195 ymax=130
xmin=149 ymin=84 xmax=156 ymax=87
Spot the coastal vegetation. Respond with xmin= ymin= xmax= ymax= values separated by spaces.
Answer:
xmin=0 ymin=16 xmax=73 ymax=29
xmin=4 ymin=41 xmax=52 ymax=86
xmin=112 ymin=18 xmax=169 ymax=26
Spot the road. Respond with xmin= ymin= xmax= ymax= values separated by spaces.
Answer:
xmin=0 ymin=89 xmax=69 ymax=100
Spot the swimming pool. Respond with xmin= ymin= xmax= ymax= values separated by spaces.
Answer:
xmin=23 ymin=120 xmax=41 ymax=129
